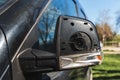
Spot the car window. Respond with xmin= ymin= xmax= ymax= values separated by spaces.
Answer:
xmin=77 ymin=5 xmax=86 ymax=19
xmin=66 ymin=0 xmax=77 ymax=16
xmin=37 ymin=0 xmax=77 ymax=52
xmin=73 ymin=0 xmax=86 ymax=19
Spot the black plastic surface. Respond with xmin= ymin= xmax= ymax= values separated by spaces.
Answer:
xmin=19 ymin=49 xmax=57 ymax=73
xmin=19 ymin=49 xmax=36 ymax=72
xmin=55 ymin=16 xmax=100 ymax=56
xmin=32 ymin=49 xmax=57 ymax=69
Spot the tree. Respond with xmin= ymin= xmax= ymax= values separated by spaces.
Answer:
xmin=96 ymin=23 xmax=113 ymax=42
xmin=96 ymin=10 xmax=114 ymax=42
xmin=38 ymin=6 xmax=60 ymax=46
xmin=96 ymin=24 xmax=103 ymax=41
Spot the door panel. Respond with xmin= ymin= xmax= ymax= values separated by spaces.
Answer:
xmin=0 ymin=0 xmax=49 ymax=59
xmin=0 ymin=0 xmax=50 ymax=80
xmin=0 ymin=29 xmax=11 ymax=80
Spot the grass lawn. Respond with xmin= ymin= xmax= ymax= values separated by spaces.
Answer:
xmin=93 ymin=54 xmax=120 ymax=80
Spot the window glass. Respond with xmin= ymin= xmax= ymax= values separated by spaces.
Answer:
xmin=80 ymin=9 xmax=86 ymax=18
xmin=75 ymin=0 xmax=86 ymax=18
xmin=66 ymin=0 xmax=77 ymax=16
xmin=37 ymin=0 xmax=77 ymax=52
xmin=78 ymin=7 xmax=86 ymax=19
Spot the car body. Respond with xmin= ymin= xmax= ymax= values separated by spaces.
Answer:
xmin=0 ymin=0 xmax=101 ymax=80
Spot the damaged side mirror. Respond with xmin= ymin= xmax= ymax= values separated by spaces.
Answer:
xmin=18 ymin=15 xmax=102 ymax=74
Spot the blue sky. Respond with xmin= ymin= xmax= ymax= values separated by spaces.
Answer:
xmin=80 ymin=0 xmax=120 ymax=33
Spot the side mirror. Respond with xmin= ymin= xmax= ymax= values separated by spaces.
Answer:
xmin=56 ymin=16 xmax=102 ymax=69
xmin=19 ymin=15 xmax=102 ymax=74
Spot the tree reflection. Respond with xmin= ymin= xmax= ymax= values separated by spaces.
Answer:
xmin=38 ymin=6 xmax=60 ymax=47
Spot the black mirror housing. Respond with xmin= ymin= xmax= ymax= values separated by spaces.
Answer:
xmin=55 ymin=16 xmax=102 ymax=69
xmin=19 ymin=15 xmax=102 ymax=74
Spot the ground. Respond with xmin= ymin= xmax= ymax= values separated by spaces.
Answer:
xmin=93 ymin=47 xmax=120 ymax=80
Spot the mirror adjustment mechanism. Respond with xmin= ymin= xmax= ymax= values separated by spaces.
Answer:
xmin=19 ymin=49 xmax=57 ymax=73
xmin=31 ymin=49 xmax=57 ymax=69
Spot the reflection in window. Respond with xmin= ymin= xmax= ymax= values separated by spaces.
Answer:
xmin=37 ymin=0 xmax=77 ymax=52
xmin=80 ymin=9 xmax=86 ymax=19
xmin=66 ymin=0 xmax=77 ymax=16
xmin=75 ymin=0 xmax=86 ymax=19
xmin=38 ymin=5 xmax=60 ymax=52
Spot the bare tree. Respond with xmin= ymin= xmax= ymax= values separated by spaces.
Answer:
xmin=96 ymin=10 xmax=113 ymax=42
xmin=38 ymin=6 xmax=60 ymax=46
xmin=96 ymin=23 xmax=113 ymax=41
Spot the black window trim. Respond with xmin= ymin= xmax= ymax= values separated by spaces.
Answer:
xmin=72 ymin=0 xmax=87 ymax=19
xmin=80 ymin=8 xmax=87 ymax=19
xmin=72 ymin=0 xmax=79 ymax=17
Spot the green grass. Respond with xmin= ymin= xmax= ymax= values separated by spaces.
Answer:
xmin=103 ymin=50 xmax=115 ymax=52
xmin=93 ymin=54 xmax=120 ymax=80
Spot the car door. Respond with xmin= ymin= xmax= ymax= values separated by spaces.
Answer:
xmin=0 ymin=29 xmax=12 ymax=80
xmin=0 ymin=0 xmax=18 ymax=80
xmin=0 ymin=0 xmax=51 ymax=80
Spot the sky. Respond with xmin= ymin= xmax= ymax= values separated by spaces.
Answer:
xmin=80 ymin=0 xmax=120 ymax=33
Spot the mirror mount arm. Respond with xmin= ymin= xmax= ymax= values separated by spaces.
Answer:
xmin=18 ymin=49 xmax=57 ymax=74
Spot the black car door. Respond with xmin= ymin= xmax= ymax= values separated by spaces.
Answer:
xmin=0 ymin=29 xmax=12 ymax=80
xmin=0 ymin=0 xmax=19 ymax=80
xmin=0 ymin=0 xmax=50 ymax=80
